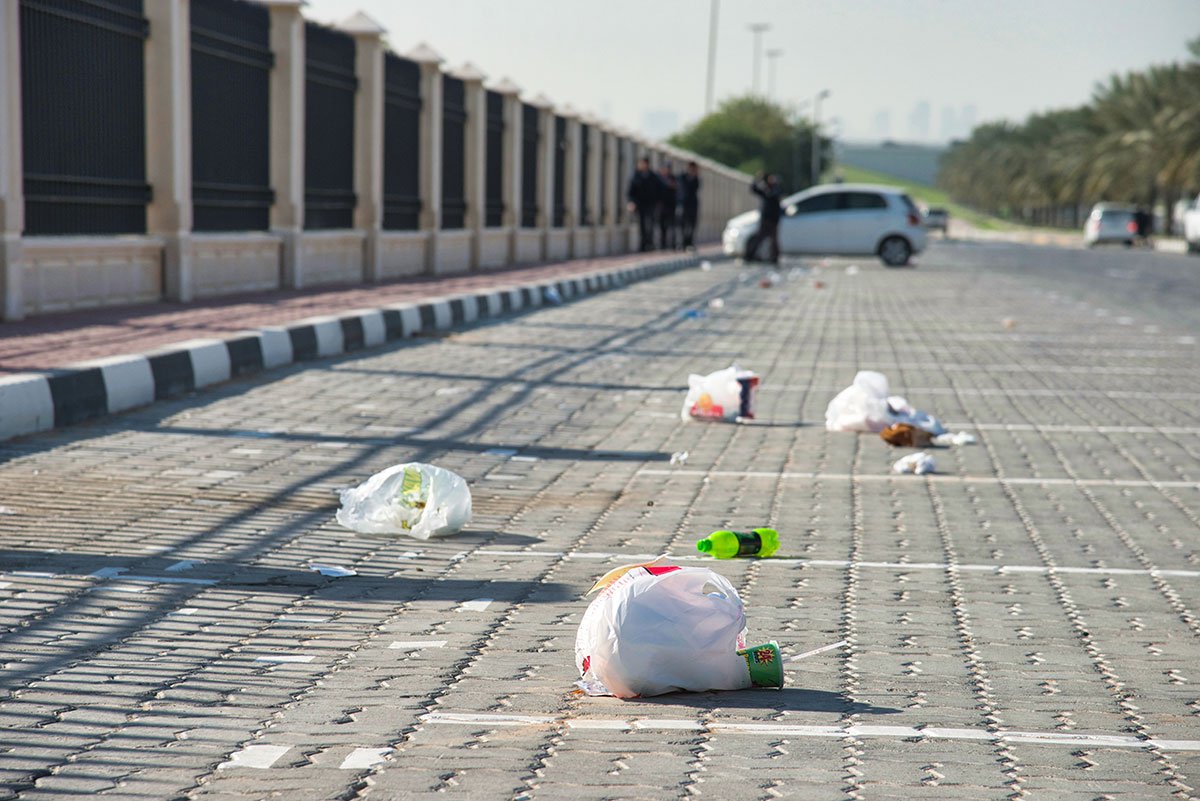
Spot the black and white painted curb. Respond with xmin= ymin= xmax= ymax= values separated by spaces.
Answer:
xmin=0 ymin=254 xmax=704 ymax=443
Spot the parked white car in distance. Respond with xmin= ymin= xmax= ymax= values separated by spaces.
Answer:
xmin=722 ymin=183 xmax=927 ymax=266
xmin=1184 ymin=193 xmax=1200 ymax=254
xmin=1083 ymin=203 xmax=1139 ymax=247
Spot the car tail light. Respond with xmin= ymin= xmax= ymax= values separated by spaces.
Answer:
xmin=1126 ymin=221 xmax=1138 ymax=233
xmin=907 ymin=212 xmax=920 ymax=226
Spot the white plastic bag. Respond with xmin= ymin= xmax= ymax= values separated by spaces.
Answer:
xmin=681 ymin=365 xmax=758 ymax=422
xmin=893 ymin=451 xmax=936 ymax=475
xmin=336 ymin=462 xmax=472 ymax=539
xmin=825 ymin=371 xmax=944 ymax=434
xmin=575 ymin=563 xmax=752 ymax=698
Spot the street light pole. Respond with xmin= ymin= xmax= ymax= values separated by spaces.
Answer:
xmin=811 ymin=89 xmax=830 ymax=186
xmin=765 ymin=48 xmax=782 ymax=101
xmin=748 ymin=23 xmax=770 ymax=95
xmin=704 ymin=0 xmax=719 ymax=113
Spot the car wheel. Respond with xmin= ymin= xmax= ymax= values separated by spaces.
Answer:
xmin=879 ymin=236 xmax=912 ymax=267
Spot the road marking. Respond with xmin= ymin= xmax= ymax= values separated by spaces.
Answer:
xmin=421 ymin=712 xmax=1200 ymax=751
xmin=767 ymin=386 xmax=1200 ymax=401
xmin=460 ymin=598 xmax=494 ymax=612
xmin=277 ymin=615 xmax=330 ymax=624
xmin=949 ymin=423 xmax=1200 ymax=436
xmin=473 ymin=550 xmax=1200 ymax=579
xmin=91 ymin=583 xmax=145 ymax=594
xmin=254 ymin=655 xmax=315 ymax=664
xmin=169 ymin=607 xmax=199 ymax=616
xmin=638 ymin=468 xmax=1200 ymax=490
xmin=0 ymin=582 xmax=11 ymax=590
xmin=218 ymin=744 xmax=291 ymax=770
xmin=389 ymin=640 xmax=447 ymax=650
xmin=339 ymin=747 xmax=392 ymax=770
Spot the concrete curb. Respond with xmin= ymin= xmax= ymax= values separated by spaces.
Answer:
xmin=0 ymin=253 xmax=705 ymax=443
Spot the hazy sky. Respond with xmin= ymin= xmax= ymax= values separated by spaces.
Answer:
xmin=304 ymin=0 xmax=1199 ymax=144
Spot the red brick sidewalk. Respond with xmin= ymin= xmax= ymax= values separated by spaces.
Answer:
xmin=0 ymin=249 xmax=713 ymax=375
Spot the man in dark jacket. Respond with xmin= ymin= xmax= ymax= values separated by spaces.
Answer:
xmin=678 ymin=161 xmax=701 ymax=249
xmin=627 ymin=158 xmax=661 ymax=252
xmin=744 ymin=173 xmax=783 ymax=263
xmin=657 ymin=164 xmax=678 ymax=250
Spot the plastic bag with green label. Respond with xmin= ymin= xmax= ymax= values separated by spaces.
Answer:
xmin=336 ymin=462 xmax=472 ymax=538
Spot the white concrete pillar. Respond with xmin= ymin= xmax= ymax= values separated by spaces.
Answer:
xmin=601 ymin=125 xmax=618 ymax=254
xmin=145 ymin=0 xmax=194 ymax=302
xmin=265 ymin=0 xmax=305 ymax=288
xmin=453 ymin=62 xmax=486 ymax=270
xmin=408 ymin=43 xmax=443 ymax=275
xmin=492 ymin=77 xmax=522 ymax=264
xmin=339 ymin=12 xmax=386 ymax=283
xmin=0 ymin=0 xmax=24 ymax=320
xmin=560 ymin=107 xmax=580 ymax=257
xmin=585 ymin=117 xmax=602 ymax=254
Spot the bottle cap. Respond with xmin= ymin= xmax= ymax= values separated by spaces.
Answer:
xmin=696 ymin=539 xmax=713 ymax=553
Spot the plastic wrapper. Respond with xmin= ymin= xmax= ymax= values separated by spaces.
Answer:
xmin=682 ymin=365 xmax=759 ymax=422
xmin=336 ymin=462 xmax=472 ymax=539
xmin=892 ymin=451 xmax=936 ymax=475
xmin=825 ymin=371 xmax=945 ymax=434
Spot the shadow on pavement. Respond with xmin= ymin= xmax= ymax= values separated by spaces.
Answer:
xmin=635 ymin=687 xmax=901 ymax=715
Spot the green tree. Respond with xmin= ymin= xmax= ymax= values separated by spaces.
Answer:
xmin=668 ymin=96 xmax=829 ymax=193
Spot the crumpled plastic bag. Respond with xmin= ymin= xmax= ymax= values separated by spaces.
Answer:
xmin=825 ymin=371 xmax=945 ymax=434
xmin=336 ymin=462 xmax=472 ymax=538
xmin=575 ymin=562 xmax=758 ymax=698
xmin=893 ymin=451 xmax=936 ymax=475
xmin=932 ymin=431 xmax=977 ymax=446
xmin=681 ymin=365 xmax=759 ymax=422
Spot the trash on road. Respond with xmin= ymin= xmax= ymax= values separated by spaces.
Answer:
xmin=310 ymin=563 xmax=357 ymax=577
xmin=845 ymin=264 xmax=860 ymax=275
xmin=670 ymin=450 xmax=690 ymax=466
xmin=543 ymin=286 xmax=563 ymax=305
xmin=932 ymin=431 xmax=977 ymax=446
xmin=696 ymin=528 xmax=780 ymax=559
xmin=679 ymin=308 xmax=706 ymax=320
xmin=1002 ymin=317 xmax=1017 ymax=330
xmin=681 ymin=365 xmax=759 ymax=422
xmin=892 ymin=451 xmax=936 ymax=475
xmin=813 ymin=280 xmax=826 ymax=289
xmin=336 ymin=462 xmax=472 ymax=539
xmin=700 ymin=260 xmax=713 ymax=271
xmin=708 ymin=297 xmax=725 ymax=310
xmin=825 ymin=371 xmax=945 ymax=434
xmin=758 ymin=272 xmax=782 ymax=288
xmin=880 ymin=423 xmax=934 ymax=448
xmin=575 ymin=561 xmax=783 ymax=697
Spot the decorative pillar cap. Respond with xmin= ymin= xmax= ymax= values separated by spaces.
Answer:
xmin=490 ymin=77 xmax=522 ymax=96
xmin=448 ymin=62 xmax=487 ymax=83
xmin=405 ymin=42 xmax=445 ymax=66
xmin=528 ymin=93 xmax=555 ymax=109
xmin=336 ymin=11 xmax=386 ymax=37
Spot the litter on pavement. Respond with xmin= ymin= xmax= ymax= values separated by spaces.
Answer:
xmin=681 ymin=365 xmax=759 ymax=422
xmin=825 ymin=371 xmax=946 ymax=434
xmin=310 ymin=563 xmax=358 ymax=577
xmin=575 ymin=560 xmax=783 ymax=697
xmin=880 ymin=422 xmax=934 ymax=448
xmin=336 ymin=462 xmax=472 ymax=538
xmin=695 ymin=528 xmax=780 ymax=558
xmin=893 ymin=451 xmax=936 ymax=475
xmin=670 ymin=450 xmax=690 ymax=466
xmin=708 ymin=297 xmax=725 ymax=310
xmin=932 ymin=431 xmax=977 ymax=446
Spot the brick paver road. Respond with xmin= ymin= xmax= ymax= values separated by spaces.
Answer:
xmin=1 ymin=242 xmax=1198 ymax=799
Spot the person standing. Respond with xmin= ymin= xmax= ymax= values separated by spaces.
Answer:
xmin=744 ymin=172 xmax=783 ymax=263
xmin=678 ymin=161 xmax=701 ymax=250
xmin=657 ymin=164 xmax=678 ymax=250
xmin=626 ymin=158 xmax=661 ymax=252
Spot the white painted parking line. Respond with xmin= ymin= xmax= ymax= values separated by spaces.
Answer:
xmin=254 ymin=655 xmax=316 ymax=664
xmin=421 ymin=712 xmax=1200 ymax=751
xmin=460 ymin=598 xmax=493 ymax=612
xmin=472 ymin=550 xmax=1200 ymax=579
xmin=218 ymin=744 xmax=291 ymax=770
xmin=339 ymin=747 xmax=392 ymax=770
xmin=638 ymin=468 xmax=1200 ymax=490
xmin=389 ymin=640 xmax=447 ymax=649
xmin=768 ymin=386 xmax=1200 ymax=401
xmin=169 ymin=607 xmax=199 ymax=616
xmin=947 ymin=423 xmax=1200 ymax=435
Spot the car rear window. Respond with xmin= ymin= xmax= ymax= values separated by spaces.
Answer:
xmin=900 ymin=195 xmax=920 ymax=215
xmin=843 ymin=192 xmax=887 ymax=210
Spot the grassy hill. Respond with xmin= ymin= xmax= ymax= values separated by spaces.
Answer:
xmin=831 ymin=164 xmax=1015 ymax=231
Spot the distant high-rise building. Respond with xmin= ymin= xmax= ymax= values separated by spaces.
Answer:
xmin=908 ymin=101 xmax=931 ymax=141
xmin=961 ymin=104 xmax=978 ymax=135
xmin=642 ymin=109 xmax=680 ymax=141
xmin=940 ymin=106 xmax=958 ymax=142
xmin=873 ymin=109 xmax=892 ymax=140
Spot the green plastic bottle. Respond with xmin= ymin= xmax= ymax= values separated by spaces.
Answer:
xmin=696 ymin=528 xmax=780 ymax=559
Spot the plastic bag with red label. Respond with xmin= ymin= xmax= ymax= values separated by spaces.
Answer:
xmin=574 ymin=561 xmax=782 ymax=698
xmin=681 ymin=365 xmax=759 ymax=422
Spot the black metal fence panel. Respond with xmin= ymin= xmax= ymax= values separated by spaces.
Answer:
xmin=190 ymin=0 xmax=273 ymax=232
xmin=520 ymin=103 xmax=538 ymax=228
xmin=552 ymin=116 xmax=566 ymax=228
xmin=578 ymin=123 xmax=590 ymax=226
xmin=383 ymin=53 xmax=420 ymax=230
xmin=441 ymin=76 xmax=467 ymax=230
xmin=20 ymin=0 xmax=150 ymax=235
xmin=598 ymin=131 xmax=608 ymax=223
xmin=303 ymin=21 xmax=356 ymax=230
xmin=484 ymin=90 xmax=504 ymax=228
